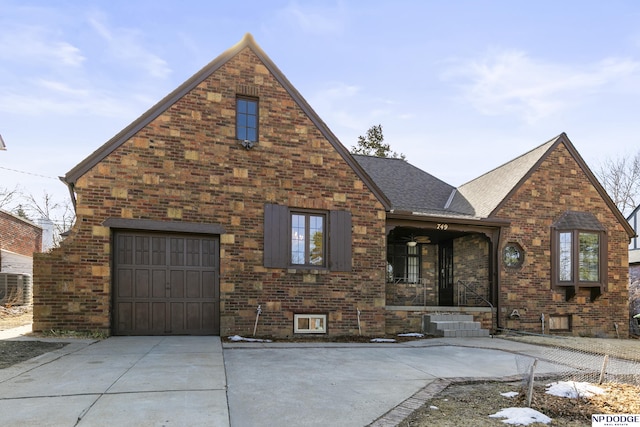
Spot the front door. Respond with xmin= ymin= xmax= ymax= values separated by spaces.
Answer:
xmin=438 ymin=240 xmax=454 ymax=305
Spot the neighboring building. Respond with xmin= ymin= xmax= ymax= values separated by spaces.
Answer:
xmin=0 ymin=209 xmax=43 ymax=304
xmin=628 ymin=205 xmax=640 ymax=283
xmin=627 ymin=206 xmax=640 ymax=333
xmin=33 ymin=34 xmax=634 ymax=338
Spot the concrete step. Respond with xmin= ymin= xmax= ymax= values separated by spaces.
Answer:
xmin=422 ymin=314 xmax=491 ymax=338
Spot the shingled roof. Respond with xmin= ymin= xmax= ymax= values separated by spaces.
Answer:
xmin=355 ymin=133 xmax=634 ymax=238
xmin=353 ymin=155 xmax=461 ymax=215
xmin=451 ymin=135 xmax=560 ymax=217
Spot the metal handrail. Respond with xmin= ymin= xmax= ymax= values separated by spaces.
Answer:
xmin=456 ymin=279 xmax=495 ymax=333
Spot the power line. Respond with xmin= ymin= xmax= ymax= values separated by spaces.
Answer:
xmin=0 ymin=165 xmax=58 ymax=180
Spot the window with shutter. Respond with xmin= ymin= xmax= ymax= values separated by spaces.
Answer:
xmin=263 ymin=204 xmax=352 ymax=272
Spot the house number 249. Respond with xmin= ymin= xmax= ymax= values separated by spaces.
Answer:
xmin=436 ymin=223 xmax=449 ymax=230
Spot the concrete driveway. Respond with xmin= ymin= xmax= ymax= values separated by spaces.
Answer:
xmin=0 ymin=335 xmax=228 ymax=426
xmin=0 ymin=332 xmax=579 ymax=427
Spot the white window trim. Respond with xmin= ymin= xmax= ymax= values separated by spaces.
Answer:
xmin=294 ymin=314 xmax=327 ymax=334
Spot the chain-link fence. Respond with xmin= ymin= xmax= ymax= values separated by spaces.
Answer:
xmin=515 ymin=338 xmax=640 ymax=388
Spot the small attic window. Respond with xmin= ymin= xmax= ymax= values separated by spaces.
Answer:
xmin=236 ymin=97 xmax=258 ymax=143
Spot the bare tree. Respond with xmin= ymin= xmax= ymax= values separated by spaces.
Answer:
xmin=18 ymin=191 xmax=75 ymax=248
xmin=0 ymin=186 xmax=18 ymax=210
xmin=595 ymin=152 xmax=640 ymax=217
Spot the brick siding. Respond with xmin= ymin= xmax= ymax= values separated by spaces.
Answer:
xmin=0 ymin=210 xmax=42 ymax=258
xmin=496 ymin=143 xmax=630 ymax=337
xmin=34 ymin=46 xmax=387 ymax=337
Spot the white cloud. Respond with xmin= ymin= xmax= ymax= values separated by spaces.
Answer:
xmin=0 ymin=26 xmax=85 ymax=67
xmin=443 ymin=49 xmax=640 ymax=123
xmin=87 ymin=12 xmax=171 ymax=79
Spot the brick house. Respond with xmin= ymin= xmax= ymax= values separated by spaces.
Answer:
xmin=34 ymin=34 xmax=634 ymax=338
xmin=0 ymin=209 xmax=43 ymax=304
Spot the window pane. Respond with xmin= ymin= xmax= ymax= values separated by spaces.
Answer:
xmin=291 ymin=214 xmax=305 ymax=264
xmin=559 ymin=232 xmax=572 ymax=281
xmin=247 ymin=100 xmax=257 ymax=114
xmin=237 ymin=99 xmax=247 ymax=114
xmin=407 ymin=255 xmax=419 ymax=283
xmin=579 ymin=233 xmax=599 ymax=281
xmin=247 ymin=128 xmax=257 ymax=142
xmin=309 ymin=215 xmax=323 ymax=265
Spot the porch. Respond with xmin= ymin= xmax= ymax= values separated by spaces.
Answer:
xmin=384 ymin=219 xmax=505 ymax=335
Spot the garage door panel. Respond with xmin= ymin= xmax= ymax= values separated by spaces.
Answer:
xmin=186 ymin=302 xmax=200 ymax=330
xmin=170 ymin=270 xmax=184 ymax=298
xmin=135 ymin=302 xmax=150 ymax=331
xmin=152 ymin=302 xmax=165 ymax=332
xmin=171 ymin=302 xmax=184 ymax=331
xmin=135 ymin=236 xmax=150 ymax=265
xmin=170 ymin=238 xmax=184 ymax=266
xmin=114 ymin=231 xmax=219 ymax=335
xmin=186 ymin=238 xmax=200 ymax=266
xmin=186 ymin=271 xmax=201 ymax=298
xmin=117 ymin=302 xmax=132 ymax=331
xmin=151 ymin=270 xmax=166 ymax=298
xmin=117 ymin=269 xmax=133 ymax=297
xmin=202 ymin=303 xmax=216 ymax=329
xmin=135 ymin=270 xmax=150 ymax=298
xmin=152 ymin=237 xmax=165 ymax=265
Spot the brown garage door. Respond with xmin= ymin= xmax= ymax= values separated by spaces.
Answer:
xmin=113 ymin=231 xmax=220 ymax=335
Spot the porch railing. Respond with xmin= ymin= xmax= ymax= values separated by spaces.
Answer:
xmin=456 ymin=279 xmax=495 ymax=333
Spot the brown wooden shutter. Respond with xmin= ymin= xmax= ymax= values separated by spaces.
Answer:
xmin=264 ymin=204 xmax=289 ymax=268
xmin=329 ymin=210 xmax=352 ymax=272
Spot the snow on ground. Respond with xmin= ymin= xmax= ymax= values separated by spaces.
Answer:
xmin=398 ymin=332 xmax=424 ymax=337
xmin=228 ymin=335 xmax=272 ymax=342
xmin=490 ymin=407 xmax=552 ymax=425
xmin=500 ymin=391 xmax=519 ymax=398
xmin=370 ymin=338 xmax=396 ymax=343
xmin=545 ymin=381 xmax=605 ymax=398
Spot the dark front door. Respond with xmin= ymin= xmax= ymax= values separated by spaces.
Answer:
xmin=113 ymin=231 xmax=220 ymax=335
xmin=438 ymin=240 xmax=454 ymax=306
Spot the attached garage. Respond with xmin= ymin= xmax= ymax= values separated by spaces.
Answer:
xmin=113 ymin=230 xmax=220 ymax=335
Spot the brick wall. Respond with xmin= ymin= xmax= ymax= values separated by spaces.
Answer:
xmin=496 ymin=143 xmax=630 ymax=337
xmin=34 ymin=46 xmax=387 ymax=337
xmin=454 ymin=234 xmax=490 ymax=306
xmin=0 ymin=210 xmax=42 ymax=258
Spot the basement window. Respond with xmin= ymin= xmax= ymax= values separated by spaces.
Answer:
xmin=294 ymin=314 xmax=327 ymax=334
xmin=549 ymin=315 xmax=572 ymax=332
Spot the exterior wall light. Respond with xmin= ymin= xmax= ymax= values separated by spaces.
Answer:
xmin=241 ymin=139 xmax=256 ymax=150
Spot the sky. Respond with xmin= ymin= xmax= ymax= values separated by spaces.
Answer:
xmin=2 ymin=0 xmax=640 ymax=219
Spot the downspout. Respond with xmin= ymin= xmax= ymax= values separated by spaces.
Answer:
xmin=60 ymin=177 xmax=77 ymax=211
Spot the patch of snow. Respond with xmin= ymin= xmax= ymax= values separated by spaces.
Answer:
xmin=545 ymin=381 xmax=605 ymax=399
xmin=489 ymin=407 xmax=552 ymax=425
xmin=429 ymin=405 xmax=438 ymax=410
xmin=501 ymin=391 xmax=519 ymax=398
xmin=370 ymin=338 xmax=397 ymax=343
xmin=228 ymin=335 xmax=273 ymax=343
xmin=398 ymin=332 xmax=424 ymax=337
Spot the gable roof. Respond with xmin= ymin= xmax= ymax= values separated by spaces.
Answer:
xmin=452 ymin=135 xmax=560 ymax=217
xmin=355 ymin=133 xmax=635 ymax=237
xmin=353 ymin=155 xmax=462 ymax=215
xmin=63 ymin=34 xmax=390 ymax=210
